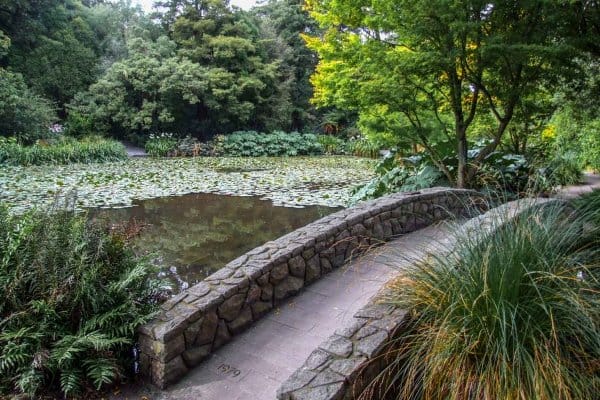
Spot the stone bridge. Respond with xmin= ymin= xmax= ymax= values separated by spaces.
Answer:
xmin=137 ymin=188 xmax=486 ymax=390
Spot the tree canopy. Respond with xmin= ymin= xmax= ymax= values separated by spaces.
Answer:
xmin=304 ymin=0 xmax=588 ymax=187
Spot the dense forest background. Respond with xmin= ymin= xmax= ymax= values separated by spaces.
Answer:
xmin=0 ymin=0 xmax=343 ymax=142
xmin=1 ymin=0 xmax=599 ymax=186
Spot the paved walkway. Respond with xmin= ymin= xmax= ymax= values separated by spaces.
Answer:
xmin=556 ymin=173 xmax=600 ymax=199
xmin=113 ymin=224 xmax=453 ymax=400
xmin=121 ymin=141 xmax=148 ymax=157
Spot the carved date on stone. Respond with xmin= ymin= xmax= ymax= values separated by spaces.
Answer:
xmin=217 ymin=363 xmax=241 ymax=377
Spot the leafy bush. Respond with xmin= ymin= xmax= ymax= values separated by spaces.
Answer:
xmin=545 ymin=152 xmax=583 ymax=186
xmin=0 ymin=202 xmax=162 ymax=397
xmin=144 ymin=133 xmax=178 ymax=157
xmin=0 ymin=136 xmax=127 ymax=166
xmin=350 ymin=154 xmax=443 ymax=204
xmin=64 ymin=111 xmax=98 ymax=138
xmin=317 ymin=135 xmax=347 ymax=155
xmin=220 ymin=131 xmax=323 ymax=157
xmin=369 ymin=201 xmax=600 ymax=400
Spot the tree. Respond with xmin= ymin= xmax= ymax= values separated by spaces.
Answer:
xmin=0 ymin=31 xmax=55 ymax=141
xmin=304 ymin=0 xmax=579 ymax=187
xmin=253 ymin=0 xmax=322 ymax=130
xmin=0 ymin=0 xmax=102 ymax=112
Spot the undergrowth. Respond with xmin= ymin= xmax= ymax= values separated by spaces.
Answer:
xmin=0 ymin=199 xmax=162 ymax=397
xmin=0 ymin=136 xmax=127 ymax=166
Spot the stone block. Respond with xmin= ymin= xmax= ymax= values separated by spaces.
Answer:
xmin=227 ymin=306 xmax=253 ymax=334
xmin=192 ymin=290 xmax=224 ymax=310
xmin=303 ymin=349 xmax=333 ymax=371
xmin=153 ymin=315 xmax=188 ymax=343
xmin=182 ymin=344 xmax=211 ymax=367
xmin=152 ymin=355 xmax=188 ymax=389
xmin=147 ymin=334 xmax=185 ymax=363
xmin=270 ymin=263 xmax=289 ymax=284
xmin=320 ymin=257 xmax=333 ymax=274
xmin=195 ymin=311 xmax=218 ymax=346
xmin=183 ymin=317 xmax=204 ymax=347
xmin=309 ymin=369 xmax=345 ymax=387
xmin=329 ymin=357 xmax=367 ymax=380
xmin=246 ymin=284 xmax=262 ymax=304
xmin=286 ymin=383 xmax=345 ymax=400
xmin=274 ymin=275 xmax=304 ymax=302
xmin=334 ymin=319 xmax=367 ymax=338
xmin=319 ymin=335 xmax=353 ymax=358
xmin=251 ymin=300 xmax=272 ymax=320
xmin=213 ymin=320 xmax=231 ymax=349
xmin=305 ymin=255 xmax=321 ymax=283
xmin=288 ymin=255 xmax=306 ymax=278
xmin=187 ymin=282 xmax=211 ymax=298
xmin=355 ymin=330 xmax=388 ymax=358
xmin=276 ymin=369 xmax=318 ymax=399
xmin=260 ymin=283 xmax=274 ymax=301
xmin=218 ymin=293 xmax=246 ymax=322
xmin=302 ymin=247 xmax=315 ymax=260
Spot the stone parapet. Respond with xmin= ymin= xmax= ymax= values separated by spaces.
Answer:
xmin=138 ymin=188 xmax=484 ymax=388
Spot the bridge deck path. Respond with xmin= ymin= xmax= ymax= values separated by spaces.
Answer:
xmin=114 ymin=223 xmax=452 ymax=400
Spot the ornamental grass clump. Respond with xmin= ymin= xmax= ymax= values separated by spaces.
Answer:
xmin=0 ymin=200 xmax=162 ymax=397
xmin=370 ymin=199 xmax=600 ymax=400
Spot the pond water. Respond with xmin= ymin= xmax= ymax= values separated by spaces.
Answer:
xmin=92 ymin=193 xmax=339 ymax=291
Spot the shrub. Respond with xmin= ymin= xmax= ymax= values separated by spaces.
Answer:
xmin=0 ymin=201 xmax=162 ymax=397
xmin=0 ymin=136 xmax=127 ymax=166
xmin=144 ymin=133 xmax=178 ymax=157
xmin=317 ymin=135 xmax=347 ymax=155
xmin=368 ymin=201 xmax=600 ymax=400
xmin=220 ymin=131 xmax=323 ymax=157
xmin=350 ymin=154 xmax=443 ymax=204
xmin=64 ymin=111 xmax=97 ymax=138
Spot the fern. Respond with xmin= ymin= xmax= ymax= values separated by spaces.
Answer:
xmin=0 ymin=202 xmax=161 ymax=397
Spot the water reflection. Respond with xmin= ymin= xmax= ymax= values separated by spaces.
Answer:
xmin=92 ymin=193 xmax=339 ymax=290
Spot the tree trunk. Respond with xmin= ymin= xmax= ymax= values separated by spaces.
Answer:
xmin=456 ymin=131 xmax=468 ymax=188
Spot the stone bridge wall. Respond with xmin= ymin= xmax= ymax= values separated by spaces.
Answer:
xmin=276 ymin=198 xmax=558 ymax=400
xmin=138 ymin=188 xmax=485 ymax=388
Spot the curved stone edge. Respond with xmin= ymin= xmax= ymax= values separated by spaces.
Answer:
xmin=275 ymin=197 xmax=560 ymax=400
xmin=137 ymin=187 xmax=486 ymax=388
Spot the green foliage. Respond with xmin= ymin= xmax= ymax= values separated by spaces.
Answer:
xmin=65 ymin=111 xmax=97 ymax=138
xmin=544 ymin=152 xmax=583 ymax=186
xmin=144 ymin=133 xmax=178 ymax=157
xmin=371 ymin=201 xmax=600 ymax=400
xmin=305 ymin=0 xmax=580 ymax=187
xmin=0 ymin=201 xmax=162 ymax=397
xmin=0 ymin=69 xmax=56 ymax=144
xmin=346 ymin=138 xmax=381 ymax=159
xmin=0 ymin=136 xmax=127 ymax=166
xmin=317 ymin=135 xmax=347 ymax=155
xmin=350 ymin=155 xmax=442 ymax=203
xmin=219 ymin=131 xmax=323 ymax=157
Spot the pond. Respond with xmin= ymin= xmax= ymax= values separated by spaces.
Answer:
xmin=1 ymin=156 xmax=375 ymax=291
xmin=92 ymin=193 xmax=340 ymax=291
